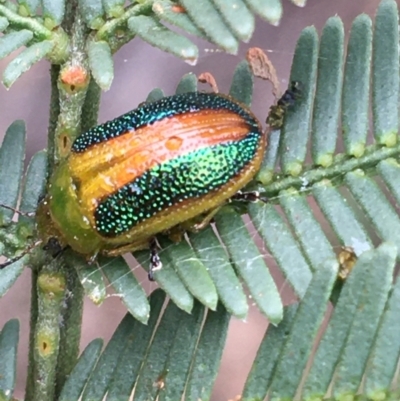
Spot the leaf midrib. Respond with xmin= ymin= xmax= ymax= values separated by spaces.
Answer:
xmin=261 ymin=139 xmax=400 ymax=199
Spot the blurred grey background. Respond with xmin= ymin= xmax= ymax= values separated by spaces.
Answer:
xmin=0 ymin=1 xmax=385 ymax=399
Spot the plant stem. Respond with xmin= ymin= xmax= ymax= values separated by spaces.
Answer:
xmin=54 ymin=266 xmax=84 ymax=398
xmin=47 ymin=64 xmax=60 ymax=174
xmin=96 ymin=1 xmax=152 ymax=52
xmin=24 ymin=267 xmax=38 ymax=400
xmin=26 ymin=2 xmax=104 ymax=399
xmin=31 ymin=258 xmax=67 ymax=401
xmin=53 ymin=12 xmax=90 ymax=164
xmin=262 ymin=142 xmax=400 ymax=200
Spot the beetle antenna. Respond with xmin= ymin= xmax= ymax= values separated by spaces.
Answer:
xmin=0 ymin=240 xmax=43 ymax=269
xmin=0 ymin=204 xmax=35 ymax=218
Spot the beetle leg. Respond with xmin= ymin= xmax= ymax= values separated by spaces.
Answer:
xmin=102 ymin=239 xmax=162 ymax=281
xmin=148 ymin=238 xmax=162 ymax=281
xmin=87 ymin=251 xmax=99 ymax=265
xmin=191 ymin=207 xmax=222 ymax=231
xmin=103 ymin=238 xmax=150 ymax=257
xmin=165 ymin=207 xmax=222 ymax=238
xmin=231 ymin=190 xmax=268 ymax=203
